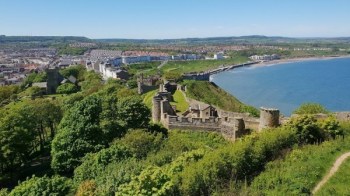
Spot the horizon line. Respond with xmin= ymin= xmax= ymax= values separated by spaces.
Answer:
xmin=1 ymin=34 xmax=350 ymax=40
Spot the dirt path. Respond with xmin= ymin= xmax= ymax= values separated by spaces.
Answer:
xmin=312 ymin=152 xmax=350 ymax=194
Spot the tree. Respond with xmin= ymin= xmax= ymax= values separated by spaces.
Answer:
xmin=0 ymin=106 xmax=37 ymax=174
xmin=32 ymin=72 xmax=47 ymax=83
xmin=293 ymin=103 xmax=329 ymax=115
xmin=51 ymin=95 xmax=106 ymax=174
xmin=56 ymin=83 xmax=79 ymax=94
xmin=80 ymin=71 xmax=102 ymax=93
xmin=59 ymin=65 xmax=86 ymax=81
xmin=0 ymin=85 xmax=19 ymax=104
xmin=116 ymin=96 xmax=151 ymax=129
xmin=9 ymin=175 xmax=71 ymax=196
xmin=30 ymin=99 xmax=63 ymax=149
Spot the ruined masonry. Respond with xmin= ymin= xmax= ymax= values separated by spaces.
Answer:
xmin=152 ymin=83 xmax=281 ymax=140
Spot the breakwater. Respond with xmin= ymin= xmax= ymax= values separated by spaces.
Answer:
xmin=182 ymin=61 xmax=258 ymax=81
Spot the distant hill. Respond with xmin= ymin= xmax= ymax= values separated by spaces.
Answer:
xmin=94 ymin=35 xmax=350 ymax=45
xmin=1 ymin=35 xmax=350 ymax=46
xmin=0 ymin=35 xmax=91 ymax=44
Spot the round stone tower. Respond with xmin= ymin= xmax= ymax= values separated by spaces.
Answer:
xmin=152 ymin=96 xmax=162 ymax=123
xmin=259 ymin=107 xmax=280 ymax=131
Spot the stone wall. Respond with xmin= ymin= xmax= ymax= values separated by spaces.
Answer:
xmin=138 ymin=82 xmax=158 ymax=94
xmin=335 ymin=112 xmax=350 ymax=121
xmin=163 ymin=115 xmax=221 ymax=132
xmin=182 ymin=72 xmax=210 ymax=81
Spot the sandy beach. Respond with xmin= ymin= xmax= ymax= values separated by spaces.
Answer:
xmin=252 ymin=55 xmax=350 ymax=68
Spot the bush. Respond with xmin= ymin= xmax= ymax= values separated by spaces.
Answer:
xmin=293 ymin=103 xmax=329 ymax=115
xmin=9 ymin=175 xmax=71 ymax=196
xmin=178 ymin=127 xmax=297 ymax=195
xmin=286 ymin=115 xmax=324 ymax=144
xmin=56 ymin=83 xmax=79 ymax=94
xmin=319 ymin=116 xmax=343 ymax=139
xmin=119 ymin=130 xmax=163 ymax=159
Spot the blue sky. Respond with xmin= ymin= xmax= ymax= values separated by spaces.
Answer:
xmin=0 ymin=0 xmax=349 ymax=39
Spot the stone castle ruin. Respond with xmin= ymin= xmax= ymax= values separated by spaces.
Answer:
xmin=152 ymin=82 xmax=281 ymax=140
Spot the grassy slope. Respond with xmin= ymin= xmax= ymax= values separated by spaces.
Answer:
xmin=316 ymin=157 xmax=350 ymax=195
xmin=126 ymin=61 xmax=161 ymax=76
xmin=161 ymin=57 xmax=249 ymax=74
xmin=184 ymin=80 xmax=259 ymax=116
xmin=170 ymin=90 xmax=189 ymax=113
xmin=249 ymin=123 xmax=350 ymax=195
xmin=142 ymin=89 xmax=158 ymax=109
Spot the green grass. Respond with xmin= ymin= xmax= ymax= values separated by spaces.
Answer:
xmin=249 ymin=123 xmax=350 ymax=195
xmin=160 ymin=57 xmax=249 ymax=74
xmin=183 ymin=80 xmax=259 ymax=116
xmin=170 ymin=90 xmax=189 ymax=113
xmin=126 ymin=62 xmax=161 ymax=76
xmin=142 ymin=89 xmax=158 ymax=109
xmin=316 ymin=156 xmax=350 ymax=195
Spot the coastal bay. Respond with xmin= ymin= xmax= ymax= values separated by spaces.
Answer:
xmin=212 ymin=56 xmax=350 ymax=116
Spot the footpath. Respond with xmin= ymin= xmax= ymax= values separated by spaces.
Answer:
xmin=312 ymin=151 xmax=350 ymax=194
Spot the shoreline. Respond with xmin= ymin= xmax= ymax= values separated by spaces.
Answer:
xmin=251 ymin=55 xmax=350 ymax=68
xmin=211 ymin=55 xmax=350 ymax=116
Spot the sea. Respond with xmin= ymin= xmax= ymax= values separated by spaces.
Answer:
xmin=211 ymin=57 xmax=350 ymax=116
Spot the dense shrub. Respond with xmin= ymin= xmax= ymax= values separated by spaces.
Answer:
xmin=9 ymin=175 xmax=71 ymax=196
xmin=56 ymin=83 xmax=79 ymax=94
xmin=249 ymin=136 xmax=350 ymax=195
xmin=293 ymin=103 xmax=329 ymax=114
xmin=286 ymin=115 xmax=324 ymax=144
xmin=177 ymin=127 xmax=297 ymax=195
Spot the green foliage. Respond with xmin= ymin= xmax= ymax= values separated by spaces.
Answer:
xmin=22 ymin=86 xmax=45 ymax=97
xmin=184 ymin=80 xmax=259 ymax=116
xmin=178 ymin=127 xmax=297 ymax=195
xmin=73 ymin=144 xmax=133 ymax=184
xmin=116 ymin=96 xmax=151 ymax=129
xmin=80 ymin=71 xmax=102 ymax=93
xmin=249 ymin=135 xmax=350 ymax=195
xmin=21 ymin=72 xmax=47 ymax=90
xmin=126 ymin=79 xmax=138 ymax=89
xmin=119 ymin=130 xmax=163 ymax=159
xmin=59 ymin=65 xmax=86 ymax=81
xmin=58 ymin=46 xmax=88 ymax=55
xmin=319 ymin=116 xmax=343 ymax=139
xmin=51 ymin=95 xmax=106 ymax=174
xmin=0 ymin=105 xmax=37 ymax=173
xmin=0 ymin=189 xmax=8 ymax=196
xmin=163 ymin=71 xmax=182 ymax=81
xmin=56 ymin=83 xmax=79 ymax=94
xmin=286 ymin=115 xmax=324 ymax=144
xmin=0 ymin=85 xmax=19 ymax=104
xmin=32 ymin=72 xmax=47 ymax=83
xmin=9 ymin=175 xmax=71 ymax=196
xmin=317 ymin=158 xmax=350 ymax=195
xmin=117 ymin=166 xmax=173 ymax=196
xmin=161 ymin=57 xmax=249 ymax=74
xmin=293 ymin=103 xmax=329 ymax=115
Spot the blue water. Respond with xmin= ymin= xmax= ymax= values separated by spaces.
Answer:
xmin=211 ymin=57 xmax=350 ymax=116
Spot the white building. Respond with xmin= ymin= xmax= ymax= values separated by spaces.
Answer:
xmin=122 ymin=56 xmax=151 ymax=64
xmin=214 ymin=53 xmax=224 ymax=60
xmin=98 ymin=62 xmax=129 ymax=80
xmin=250 ymin=54 xmax=280 ymax=61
